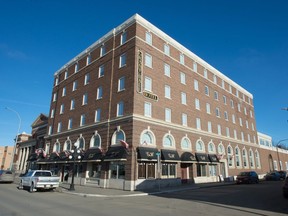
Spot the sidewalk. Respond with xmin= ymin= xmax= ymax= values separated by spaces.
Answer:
xmin=57 ymin=181 xmax=236 ymax=197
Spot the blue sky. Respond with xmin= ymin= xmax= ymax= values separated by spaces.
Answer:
xmin=1 ymin=0 xmax=288 ymax=146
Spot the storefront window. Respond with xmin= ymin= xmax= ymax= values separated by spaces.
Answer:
xmin=197 ymin=164 xmax=207 ymax=176
xmin=161 ymin=163 xmax=176 ymax=178
xmin=109 ymin=162 xmax=125 ymax=179
xmin=138 ymin=163 xmax=156 ymax=179
xmin=209 ymin=165 xmax=217 ymax=176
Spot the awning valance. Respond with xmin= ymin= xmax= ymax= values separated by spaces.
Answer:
xmin=137 ymin=147 xmax=159 ymax=162
xmin=181 ymin=152 xmax=196 ymax=163
xmin=161 ymin=149 xmax=180 ymax=162
xmin=103 ymin=146 xmax=128 ymax=162
xmin=195 ymin=153 xmax=209 ymax=162
xmin=208 ymin=154 xmax=219 ymax=163
xmin=82 ymin=148 xmax=103 ymax=162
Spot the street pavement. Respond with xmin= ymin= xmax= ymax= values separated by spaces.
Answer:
xmin=57 ymin=181 xmax=236 ymax=197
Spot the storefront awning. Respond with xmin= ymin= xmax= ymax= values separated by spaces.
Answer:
xmin=137 ymin=147 xmax=159 ymax=162
xmin=103 ymin=146 xmax=128 ymax=162
xmin=82 ymin=148 xmax=103 ymax=162
xmin=161 ymin=149 xmax=180 ymax=162
xmin=181 ymin=152 xmax=196 ymax=163
xmin=195 ymin=153 xmax=210 ymax=162
xmin=48 ymin=152 xmax=60 ymax=162
xmin=208 ymin=154 xmax=219 ymax=163
xmin=59 ymin=151 xmax=70 ymax=161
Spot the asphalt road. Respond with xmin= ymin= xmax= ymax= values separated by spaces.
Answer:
xmin=0 ymin=181 xmax=287 ymax=216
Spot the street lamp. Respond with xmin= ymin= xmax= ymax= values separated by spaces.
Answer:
xmin=5 ymin=107 xmax=21 ymax=171
xmin=275 ymin=139 xmax=288 ymax=171
xmin=68 ymin=144 xmax=82 ymax=191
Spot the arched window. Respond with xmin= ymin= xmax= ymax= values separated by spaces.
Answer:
xmin=140 ymin=130 xmax=155 ymax=146
xmin=217 ymin=143 xmax=225 ymax=155
xmin=181 ymin=137 xmax=191 ymax=150
xmin=249 ymin=149 xmax=255 ymax=168
xmin=255 ymin=150 xmax=261 ymax=168
xmin=235 ymin=147 xmax=241 ymax=167
xmin=242 ymin=148 xmax=248 ymax=168
xmin=208 ymin=141 xmax=215 ymax=153
xmin=196 ymin=139 xmax=204 ymax=152
xmin=64 ymin=139 xmax=71 ymax=151
xmin=53 ymin=141 xmax=61 ymax=152
xmin=227 ymin=146 xmax=234 ymax=167
xmin=163 ymin=134 xmax=175 ymax=148
xmin=75 ymin=136 xmax=85 ymax=149
xmin=111 ymin=128 xmax=126 ymax=146
xmin=90 ymin=133 xmax=101 ymax=148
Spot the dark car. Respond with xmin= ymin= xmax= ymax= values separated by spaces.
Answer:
xmin=236 ymin=171 xmax=259 ymax=184
xmin=283 ymin=176 xmax=288 ymax=198
xmin=0 ymin=170 xmax=14 ymax=183
xmin=265 ymin=171 xmax=281 ymax=181
xmin=278 ymin=171 xmax=287 ymax=180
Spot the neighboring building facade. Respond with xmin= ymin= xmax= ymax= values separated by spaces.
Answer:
xmin=0 ymin=146 xmax=13 ymax=170
xmin=42 ymin=14 xmax=271 ymax=190
xmin=16 ymin=114 xmax=48 ymax=173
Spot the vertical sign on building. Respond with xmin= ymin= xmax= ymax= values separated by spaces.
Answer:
xmin=137 ymin=50 xmax=143 ymax=93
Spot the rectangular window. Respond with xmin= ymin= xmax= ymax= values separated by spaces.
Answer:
xmin=117 ymin=101 xmax=124 ymax=116
xmin=216 ymin=108 xmax=220 ymax=118
xmin=196 ymin=118 xmax=201 ymax=130
xmin=221 ymin=80 xmax=225 ymax=89
xmin=217 ymin=125 xmax=221 ymax=135
xmin=70 ymin=99 xmax=75 ymax=110
xmin=99 ymin=65 xmax=104 ymax=77
xmin=57 ymin=122 xmax=62 ymax=133
xmin=206 ymin=103 xmax=211 ymax=114
xmin=84 ymin=73 xmax=90 ymax=85
xmin=68 ymin=118 xmax=73 ymax=130
xmin=86 ymin=54 xmax=91 ymax=65
xmin=55 ymin=77 xmax=59 ymax=86
xmin=208 ymin=121 xmax=212 ymax=133
xmin=180 ymin=53 xmax=185 ymax=65
xmin=145 ymin=31 xmax=152 ymax=45
xmin=50 ymin=109 xmax=55 ymax=118
xmin=121 ymin=31 xmax=127 ymax=45
xmin=239 ymin=118 xmax=243 ymax=126
xmin=182 ymin=113 xmax=187 ymax=126
xmin=165 ymin=108 xmax=171 ymax=122
xmin=80 ymin=114 xmax=86 ymax=126
xmin=100 ymin=45 xmax=106 ymax=57
xmin=62 ymin=87 xmax=66 ymax=97
xmin=95 ymin=108 xmax=101 ymax=122
xmin=204 ymin=69 xmax=208 ymax=79
xmin=97 ymin=86 xmax=103 ymax=99
xmin=209 ymin=165 xmax=217 ymax=176
xmin=180 ymin=72 xmax=186 ymax=84
xmin=194 ymin=80 xmax=199 ymax=91
xmin=64 ymin=71 xmax=68 ymax=80
xmin=181 ymin=92 xmax=187 ymax=105
xmin=74 ymin=63 xmax=79 ymax=73
xmin=60 ymin=104 xmax=64 ymax=114
xmin=164 ymin=44 xmax=170 ymax=55
xmin=214 ymin=91 xmax=219 ymax=100
xmin=165 ymin=85 xmax=171 ymax=99
xmin=82 ymin=93 xmax=88 ymax=105
xmin=193 ymin=62 xmax=197 ymax=72
xmin=223 ymin=95 xmax=227 ymax=104
xmin=119 ymin=53 xmax=126 ymax=68
xmin=53 ymin=92 xmax=57 ymax=102
xmin=234 ymin=130 xmax=237 ymax=139
xmin=226 ymin=127 xmax=230 ymax=137
xmin=197 ymin=164 xmax=207 ymax=177
xmin=161 ymin=163 xmax=176 ymax=178
xmin=230 ymin=100 xmax=234 ymax=108
xmin=238 ymin=103 xmax=241 ymax=112
xmin=195 ymin=98 xmax=200 ymax=110
xmin=232 ymin=114 xmax=236 ymax=124
xmin=205 ymin=86 xmax=209 ymax=96
xmin=72 ymin=81 xmax=78 ymax=91
xmin=144 ymin=77 xmax=152 ymax=92
xmin=241 ymin=132 xmax=244 ymax=141
xmin=48 ymin=126 xmax=52 ymax=135
xmin=213 ymin=75 xmax=217 ymax=84
xmin=144 ymin=102 xmax=152 ymax=117
xmin=145 ymin=53 xmax=152 ymax=68
xmin=164 ymin=63 xmax=170 ymax=77
xmin=109 ymin=162 xmax=125 ymax=179
xmin=224 ymin=111 xmax=228 ymax=121
xmin=118 ymin=77 xmax=125 ymax=91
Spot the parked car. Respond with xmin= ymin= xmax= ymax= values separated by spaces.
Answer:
xmin=18 ymin=170 xmax=60 ymax=193
xmin=278 ymin=171 xmax=287 ymax=180
xmin=283 ymin=176 xmax=288 ymax=198
xmin=265 ymin=171 xmax=281 ymax=181
xmin=0 ymin=170 xmax=14 ymax=183
xmin=236 ymin=171 xmax=259 ymax=184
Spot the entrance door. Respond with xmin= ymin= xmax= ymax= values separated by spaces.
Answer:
xmin=220 ymin=162 xmax=226 ymax=178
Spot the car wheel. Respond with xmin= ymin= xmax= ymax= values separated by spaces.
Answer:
xmin=29 ymin=183 xmax=35 ymax=193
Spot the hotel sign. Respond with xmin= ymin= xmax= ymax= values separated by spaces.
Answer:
xmin=137 ymin=50 xmax=143 ymax=93
xmin=143 ymin=91 xmax=158 ymax=101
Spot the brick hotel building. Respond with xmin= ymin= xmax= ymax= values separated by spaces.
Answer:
xmin=41 ymin=14 xmax=265 ymax=190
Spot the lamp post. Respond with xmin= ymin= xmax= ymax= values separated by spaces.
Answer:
xmin=275 ymin=139 xmax=288 ymax=171
xmin=5 ymin=107 xmax=21 ymax=171
xmin=68 ymin=144 xmax=81 ymax=191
